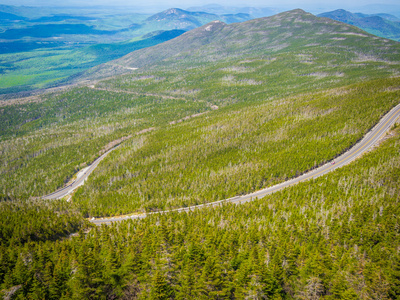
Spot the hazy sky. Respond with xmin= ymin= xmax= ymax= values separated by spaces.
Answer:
xmin=3 ymin=0 xmax=400 ymax=6
xmin=2 ymin=0 xmax=400 ymax=14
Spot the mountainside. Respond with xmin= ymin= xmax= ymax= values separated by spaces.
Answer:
xmin=6 ymin=8 xmax=400 ymax=202
xmin=0 ymin=11 xmax=25 ymax=21
xmin=318 ymin=9 xmax=400 ymax=41
xmin=0 ymin=5 xmax=254 ymax=94
xmin=140 ymin=8 xmax=251 ymax=32
xmin=186 ymin=4 xmax=278 ymax=18
xmin=80 ymin=19 xmax=228 ymax=79
xmin=80 ymin=9 xmax=400 ymax=81
xmin=2 ymin=8 xmax=400 ymax=299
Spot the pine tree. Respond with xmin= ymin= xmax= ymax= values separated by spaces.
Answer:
xmin=389 ymin=254 xmax=400 ymax=299
xmin=258 ymin=264 xmax=282 ymax=299
xmin=176 ymin=261 xmax=197 ymax=299
xmin=11 ymin=252 xmax=32 ymax=295
xmin=150 ymin=270 xmax=173 ymax=300
xmin=71 ymin=243 xmax=105 ymax=299
xmin=199 ymin=256 xmax=227 ymax=299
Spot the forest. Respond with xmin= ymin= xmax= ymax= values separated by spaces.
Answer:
xmin=1 ymin=124 xmax=399 ymax=299
xmin=1 ymin=9 xmax=400 ymax=299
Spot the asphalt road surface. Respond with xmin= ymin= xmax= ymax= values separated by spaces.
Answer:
xmin=42 ymin=147 xmax=119 ymax=200
xmin=91 ymin=103 xmax=400 ymax=225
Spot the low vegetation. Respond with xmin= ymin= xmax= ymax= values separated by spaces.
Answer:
xmin=0 ymin=30 xmax=184 ymax=94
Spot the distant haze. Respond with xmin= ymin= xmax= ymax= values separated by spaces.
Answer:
xmin=3 ymin=0 xmax=400 ymax=8
xmin=2 ymin=0 xmax=400 ymax=15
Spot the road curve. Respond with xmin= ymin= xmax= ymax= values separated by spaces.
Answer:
xmin=91 ymin=103 xmax=400 ymax=225
xmin=42 ymin=147 xmax=120 ymax=200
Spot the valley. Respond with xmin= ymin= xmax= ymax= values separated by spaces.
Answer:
xmin=1 ymin=7 xmax=400 ymax=300
xmin=0 ymin=5 xmax=253 ymax=94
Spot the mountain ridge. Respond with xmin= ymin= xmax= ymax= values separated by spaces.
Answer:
xmin=318 ymin=9 xmax=400 ymax=41
xmin=142 ymin=7 xmax=251 ymax=31
xmin=78 ymin=8 xmax=399 ymax=82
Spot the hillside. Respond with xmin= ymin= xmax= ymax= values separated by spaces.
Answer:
xmin=318 ymin=9 xmax=400 ymax=41
xmin=143 ymin=8 xmax=250 ymax=30
xmin=0 ymin=5 xmax=252 ymax=94
xmin=2 ymin=9 xmax=400 ymax=205
xmin=3 ymin=125 xmax=400 ymax=299
xmin=1 ymin=8 xmax=400 ymax=299
xmin=80 ymin=9 xmax=400 ymax=81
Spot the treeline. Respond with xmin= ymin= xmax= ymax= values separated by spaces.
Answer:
xmin=74 ymin=77 xmax=400 ymax=216
xmin=1 ymin=126 xmax=400 ymax=299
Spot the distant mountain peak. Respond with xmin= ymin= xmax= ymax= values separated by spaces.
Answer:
xmin=81 ymin=8 xmax=399 ymax=82
xmin=146 ymin=8 xmax=191 ymax=22
xmin=164 ymin=8 xmax=184 ymax=15
xmin=317 ymin=9 xmax=400 ymax=41
xmin=203 ymin=20 xmax=226 ymax=32
xmin=289 ymin=8 xmax=307 ymax=13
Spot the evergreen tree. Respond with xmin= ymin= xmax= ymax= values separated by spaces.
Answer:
xmin=71 ymin=243 xmax=105 ymax=299
xmin=389 ymin=254 xmax=400 ymax=300
xmin=199 ymin=256 xmax=228 ymax=299
xmin=150 ymin=270 xmax=173 ymax=300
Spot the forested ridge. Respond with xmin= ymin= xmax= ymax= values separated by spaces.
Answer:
xmin=1 ymin=9 xmax=400 ymax=299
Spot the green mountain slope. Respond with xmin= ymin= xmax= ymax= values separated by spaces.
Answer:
xmin=2 ymin=9 xmax=400 ymax=207
xmin=1 ymin=9 xmax=400 ymax=299
xmin=0 ymin=6 xmax=252 ymax=94
xmin=318 ymin=9 xmax=400 ymax=41
xmin=81 ymin=9 xmax=400 ymax=81
xmin=1 ymin=110 xmax=400 ymax=299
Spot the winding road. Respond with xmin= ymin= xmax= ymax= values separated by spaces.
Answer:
xmin=43 ymin=103 xmax=400 ymax=224
xmin=42 ymin=147 xmax=120 ymax=200
xmin=91 ymin=103 xmax=400 ymax=225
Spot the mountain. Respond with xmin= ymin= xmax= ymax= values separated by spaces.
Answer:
xmin=0 ymin=5 xmax=252 ymax=94
xmin=80 ymin=9 xmax=400 ymax=81
xmin=318 ymin=9 xmax=400 ymax=41
xmin=354 ymin=12 xmax=399 ymax=21
xmin=0 ymin=11 xmax=25 ymax=21
xmin=142 ymin=8 xmax=251 ymax=32
xmin=2 ymin=8 xmax=400 ymax=300
xmin=143 ymin=8 xmax=219 ymax=31
xmin=186 ymin=4 xmax=278 ymax=18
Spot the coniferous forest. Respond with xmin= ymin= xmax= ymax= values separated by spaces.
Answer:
xmin=1 ymin=9 xmax=400 ymax=299
xmin=1 ymin=125 xmax=400 ymax=299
